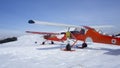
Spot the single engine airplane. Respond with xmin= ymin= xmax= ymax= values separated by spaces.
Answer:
xmin=26 ymin=20 xmax=120 ymax=50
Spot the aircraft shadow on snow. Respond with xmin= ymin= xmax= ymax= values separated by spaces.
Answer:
xmin=85 ymin=47 xmax=120 ymax=56
xmin=102 ymin=48 xmax=120 ymax=56
xmin=36 ymin=44 xmax=120 ymax=56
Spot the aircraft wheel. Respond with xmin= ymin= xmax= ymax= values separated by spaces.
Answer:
xmin=82 ymin=42 xmax=87 ymax=48
xmin=51 ymin=41 xmax=54 ymax=44
xmin=42 ymin=42 xmax=45 ymax=45
xmin=35 ymin=41 xmax=37 ymax=44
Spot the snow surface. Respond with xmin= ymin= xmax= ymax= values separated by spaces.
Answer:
xmin=0 ymin=34 xmax=120 ymax=68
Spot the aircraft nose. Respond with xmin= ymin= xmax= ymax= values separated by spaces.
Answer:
xmin=28 ymin=20 xmax=35 ymax=24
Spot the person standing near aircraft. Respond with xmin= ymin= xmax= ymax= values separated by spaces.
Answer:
xmin=66 ymin=42 xmax=71 ymax=51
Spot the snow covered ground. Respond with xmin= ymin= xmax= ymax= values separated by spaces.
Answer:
xmin=0 ymin=35 xmax=120 ymax=68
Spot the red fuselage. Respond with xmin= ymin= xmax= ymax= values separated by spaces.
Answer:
xmin=45 ymin=27 xmax=120 ymax=45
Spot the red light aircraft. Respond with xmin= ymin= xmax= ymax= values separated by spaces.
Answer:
xmin=26 ymin=20 xmax=120 ymax=50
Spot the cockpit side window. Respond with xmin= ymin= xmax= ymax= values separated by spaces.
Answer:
xmin=73 ymin=28 xmax=86 ymax=35
xmin=80 ymin=29 xmax=85 ymax=35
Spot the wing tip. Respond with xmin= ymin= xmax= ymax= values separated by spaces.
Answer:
xmin=28 ymin=20 xmax=35 ymax=24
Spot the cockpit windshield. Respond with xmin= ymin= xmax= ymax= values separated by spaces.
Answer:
xmin=70 ymin=28 xmax=86 ymax=35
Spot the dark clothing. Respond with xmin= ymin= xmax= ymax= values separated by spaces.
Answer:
xmin=66 ymin=43 xmax=71 ymax=51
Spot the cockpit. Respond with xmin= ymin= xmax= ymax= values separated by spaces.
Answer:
xmin=70 ymin=28 xmax=87 ymax=35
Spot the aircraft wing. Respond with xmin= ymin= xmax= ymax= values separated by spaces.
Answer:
xmin=28 ymin=20 xmax=81 ymax=28
xmin=26 ymin=31 xmax=61 ymax=35
xmin=28 ymin=20 xmax=114 ymax=29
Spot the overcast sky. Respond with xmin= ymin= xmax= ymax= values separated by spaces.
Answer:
xmin=0 ymin=0 xmax=120 ymax=34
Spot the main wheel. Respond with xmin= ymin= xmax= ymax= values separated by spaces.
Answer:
xmin=82 ymin=43 xmax=87 ymax=48
xmin=42 ymin=42 xmax=45 ymax=45
xmin=51 ymin=41 xmax=54 ymax=44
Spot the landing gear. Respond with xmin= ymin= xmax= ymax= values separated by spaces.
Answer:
xmin=42 ymin=41 xmax=54 ymax=45
xmin=76 ymin=42 xmax=87 ymax=49
xmin=42 ymin=42 xmax=45 ymax=45
xmin=81 ymin=42 xmax=87 ymax=48
xmin=51 ymin=41 xmax=54 ymax=44
xmin=35 ymin=41 xmax=37 ymax=44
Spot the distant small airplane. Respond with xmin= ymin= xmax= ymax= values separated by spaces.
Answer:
xmin=26 ymin=20 xmax=120 ymax=50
